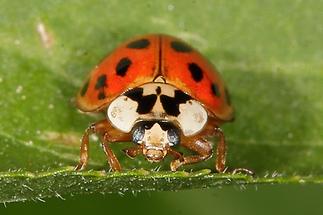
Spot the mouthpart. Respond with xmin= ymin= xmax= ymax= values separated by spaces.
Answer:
xmin=143 ymin=147 xmax=168 ymax=162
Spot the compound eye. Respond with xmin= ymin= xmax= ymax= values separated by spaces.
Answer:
xmin=132 ymin=125 xmax=145 ymax=144
xmin=167 ymin=128 xmax=180 ymax=146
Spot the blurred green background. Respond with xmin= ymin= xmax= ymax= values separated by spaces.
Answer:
xmin=0 ymin=0 xmax=322 ymax=214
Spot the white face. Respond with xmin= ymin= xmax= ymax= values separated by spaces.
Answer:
xmin=107 ymin=82 xmax=208 ymax=136
xmin=131 ymin=121 xmax=180 ymax=162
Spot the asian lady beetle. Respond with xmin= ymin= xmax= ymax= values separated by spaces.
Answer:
xmin=75 ymin=34 xmax=236 ymax=172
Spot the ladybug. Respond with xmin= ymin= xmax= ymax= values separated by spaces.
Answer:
xmin=75 ymin=34 xmax=235 ymax=172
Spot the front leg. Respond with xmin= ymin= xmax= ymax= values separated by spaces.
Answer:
xmin=123 ymin=145 xmax=143 ymax=158
xmin=200 ymin=121 xmax=253 ymax=174
xmin=75 ymin=119 xmax=131 ymax=171
xmin=170 ymin=138 xmax=213 ymax=171
xmin=170 ymin=126 xmax=227 ymax=172
xmin=214 ymin=128 xmax=226 ymax=172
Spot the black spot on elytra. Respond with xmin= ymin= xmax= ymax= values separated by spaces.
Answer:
xmin=171 ymin=40 xmax=192 ymax=52
xmin=156 ymin=86 xmax=161 ymax=95
xmin=95 ymin=74 xmax=107 ymax=89
xmin=160 ymin=90 xmax=192 ymax=116
xmin=211 ymin=83 xmax=221 ymax=97
xmin=124 ymin=88 xmax=157 ymax=114
xmin=80 ymin=79 xmax=89 ymax=96
xmin=98 ymin=91 xmax=106 ymax=100
xmin=94 ymin=75 xmax=107 ymax=100
xmin=127 ymin=38 xmax=150 ymax=49
xmin=116 ymin=57 xmax=132 ymax=77
xmin=188 ymin=63 xmax=203 ymax=82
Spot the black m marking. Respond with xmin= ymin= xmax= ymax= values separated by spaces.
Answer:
xmin=160 ymin=90 xmax=191 ymax=116
xmin=124 ymin=88 xmax=157 ymax=114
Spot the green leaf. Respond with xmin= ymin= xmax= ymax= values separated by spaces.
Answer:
xmin=0 ymin=0 xmax=322 ymax=203
xmin=1 ymin=167 xmax=323 ymax=203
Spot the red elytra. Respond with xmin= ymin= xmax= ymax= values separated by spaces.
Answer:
xmin=76 ymin=34 xmax=233 ymax=122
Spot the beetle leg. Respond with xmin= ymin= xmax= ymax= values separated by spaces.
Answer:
xmin=170 ymin=127 xmax=227 ymax=172
xmin=170 ymin=138 xmax=212 ymax=171
xmin=168 ymin=148 xmax=184 ymax=160
xmin=75 ymin=124 xmax=96 ymax=171
xmin=214 ymin=127 xmax=226 ymax=173
xmin=101 ymin=134 xmax=122 ymax=171
xmin=205 ymin=127 xmax=254 ymax=175
xmin=123 ymin=145 xmax=143 ymax=158
xmin=193 ymin=125 xmax=227 ymax=173
xmin=75 ymin=119 xmax=130 ymax=171
xmin=212 ymin=127 xmax=254 ymax=175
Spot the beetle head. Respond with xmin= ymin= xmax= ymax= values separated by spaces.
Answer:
xmin=131 ymin=120 xmax=180 ymax=162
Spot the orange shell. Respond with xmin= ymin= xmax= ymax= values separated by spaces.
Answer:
xmin=76 ymin=34 xmax=233 ymax=121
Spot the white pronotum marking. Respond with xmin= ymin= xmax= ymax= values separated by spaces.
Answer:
xmin=107 ymin=96 xmax=139 ymax=132
xmin=107 ymin=82 xmax=208 ymax=136
xmin=177 ymin=100 xmax=207 ymax=136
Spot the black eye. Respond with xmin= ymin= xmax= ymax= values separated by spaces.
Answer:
xmin=144 ymin=121 xmax=155 ymax=129
xmin=132 ymin=126 xmax=145 ymax=144
xmin=167 ymin=129 xmax=180 ymax=146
